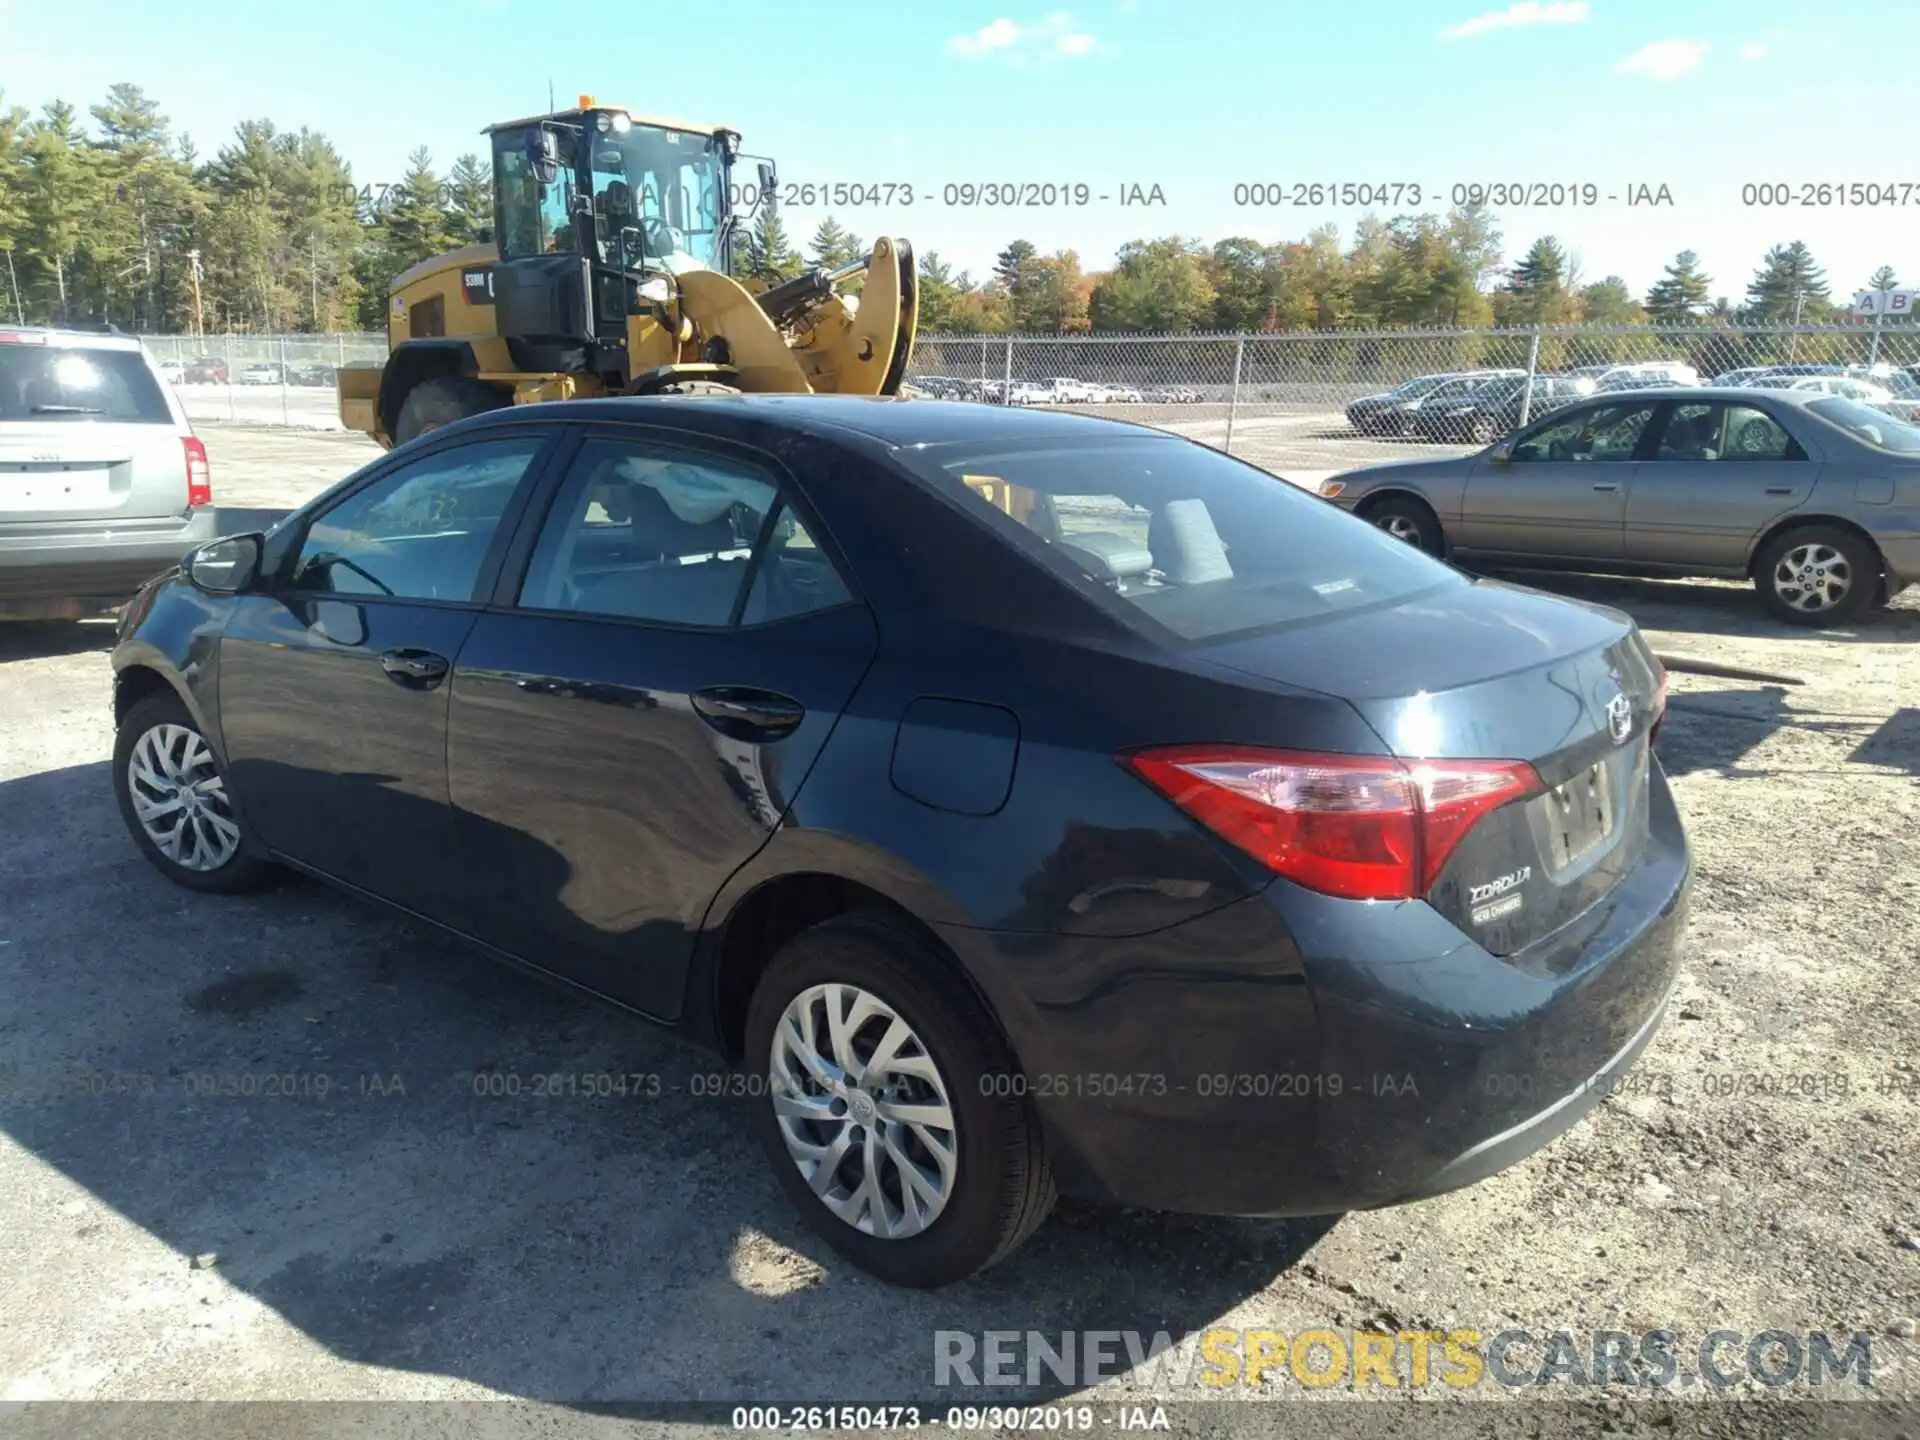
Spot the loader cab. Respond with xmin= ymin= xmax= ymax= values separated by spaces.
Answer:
xmin=485 ymin=103 xmax=741 ymax=377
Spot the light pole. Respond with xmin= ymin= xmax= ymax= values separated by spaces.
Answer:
xmin=186 ymin=249 xmax=204 ymax=337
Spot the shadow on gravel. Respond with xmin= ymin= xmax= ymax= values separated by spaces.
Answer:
xmin=0 ymin=618 xmax=121 ymax=660
xmin=0 ymin=759 xmax=1326 ymax=1405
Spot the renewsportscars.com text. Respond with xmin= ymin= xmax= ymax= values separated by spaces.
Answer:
xmin=934 ymin=1327 xmax=1884 ymax=1392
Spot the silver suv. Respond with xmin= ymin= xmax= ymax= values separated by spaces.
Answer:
xmin=0 ymin=326 xmax=218 ymax=619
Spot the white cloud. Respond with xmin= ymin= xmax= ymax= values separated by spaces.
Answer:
xmin=949 ymin=17 xmax=1022 ymax=53
xmin=948 ymin=12 xmax=1097 ymax=58
xmin=1738 ymin=40 xmax=1767 ymax=60
xmin=1442 ymin=0 xmax=1588 ymax=40
xmin=1616 ymin=37 xmax=1709 ymax=78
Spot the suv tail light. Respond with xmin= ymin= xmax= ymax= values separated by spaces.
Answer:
xmin=184 ymin=436 xmax=212 ymax=508
xmin=1123 ymin=746 xmax=1542 ymax=902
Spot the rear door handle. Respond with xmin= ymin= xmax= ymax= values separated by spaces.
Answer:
xmin=379 ymin=648 xmax=450 ymax=688
xmin=1591 ymin=483 xmax=1620 ymax=492
xmin=692 ymin=686 xmax=805 ymax=741
xmin=1765 ymin=487 xmax=1793 ymax=495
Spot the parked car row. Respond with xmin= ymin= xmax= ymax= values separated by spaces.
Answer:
xmin=1710 ymin=363 xmax=1920 ymax=424
xmin=155 ymin=358 xmax=338 ymax=388
xmin=909 ymin=375 xmax=1205 ymax=406
xmin=1346 ymin=369 xmax=1599 ymax=443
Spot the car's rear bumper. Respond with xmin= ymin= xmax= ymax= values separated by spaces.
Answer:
xmin=943 ymin=761 xmax=1691 ymax=1217
xmin=0 ymin=509 xmax=219 ymax=618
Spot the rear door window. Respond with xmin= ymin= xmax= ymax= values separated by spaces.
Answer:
xmin=517 ymin=436 xmax=854 ymax=628
xmin=0 ymin=345 xmax=172 ymax=424
xmin=895 ymin=435 xmax=1463 ymax=643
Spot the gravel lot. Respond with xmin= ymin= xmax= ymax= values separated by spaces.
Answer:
xmin=1 ymin=425 xmax=1916 ymax=1436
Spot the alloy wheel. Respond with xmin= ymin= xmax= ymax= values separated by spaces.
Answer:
xmin=1772 ymin=543 xmax=1852 ymax=614
xmin=126 ymin=723 xmax=241 ymax=871
xmin=1377 ymin=514 xmax=1424 ymax=547
xmin=769 ymin=982 xmax=959 ymax=1239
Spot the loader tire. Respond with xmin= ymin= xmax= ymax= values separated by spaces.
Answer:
xmin=394 ymin=377 xmax=510 ymax=445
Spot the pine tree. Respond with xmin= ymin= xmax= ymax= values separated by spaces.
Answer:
xmin=19 ymin=102 xmax=90 ymax=321
xmin=1504 ymin=235 xmax=1570 ymax=325
xmin=1743 ymin=241 xmax=1830 ymax=322
xmin=738 ymin=203 xmax=801 ymax=281
xmin=808 ymin=217 xmax=864 ymax=270
xmin=1868 ymin=264 xmax=1899 ymax=292
xmin=381 ymin=147 xmax=451 ymax=270
xmin=444 ymin=154 xmax=493 ymax=246
xmin=915 ymin=250 xmax=965 ymax=331
xmin=1644 ymin=250 xmax=1711 ymax=322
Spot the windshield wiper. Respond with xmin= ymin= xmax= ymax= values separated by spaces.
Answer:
xmin=30 ymin=404 xmax=105 ymax=415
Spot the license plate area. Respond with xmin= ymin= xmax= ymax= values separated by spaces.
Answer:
xmin=1542 ymin=757 xmax=1614 ymax=871
xmin=3 ymin=464 xmax=115 ymax=511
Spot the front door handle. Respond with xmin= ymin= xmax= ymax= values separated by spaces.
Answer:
xmin=1591 ymin=482 xmax=1620 ymax=492
xmin=380 ymin=648 xmax=450 ymax=688
xmin=1764 ymin=487 xmax=1793 ymax=495
xmin=692 ymin=686 xmax=805 ymax=741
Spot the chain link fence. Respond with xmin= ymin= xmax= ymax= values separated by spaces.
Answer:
xmin=137 ymin=323 xmax=1920 ymax=479
xmin=910 ymin=323 xmax=1920 ymax=479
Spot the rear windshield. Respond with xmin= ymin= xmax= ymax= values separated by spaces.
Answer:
xmin=0 ymin=345 xmax=172 ymax=424
xmin=895 ymin=434 xmax=1464 ymax=643
xmin=1807 ymin=398 xmax=1920 ymax=453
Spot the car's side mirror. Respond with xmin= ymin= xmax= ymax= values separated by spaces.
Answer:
xmin=187 ymin=533 xmax=263 ymax=595
xmin=1487 ymin=442 xmax=1514 ymax=465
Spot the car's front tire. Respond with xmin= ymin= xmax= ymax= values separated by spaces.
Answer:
xmin=1753 ymin=524 xmax=1880 ymax=627
xmin=113 ymin=692 xmax=269 ymax=894
xmin=743 ymin=913 xmax=1056 ymax=1287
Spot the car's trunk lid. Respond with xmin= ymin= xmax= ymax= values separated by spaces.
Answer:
xmin=1198 ymin=578 xmax=1663 ymax=954
xmin=0 ymin=421 xmax=186 ymax=525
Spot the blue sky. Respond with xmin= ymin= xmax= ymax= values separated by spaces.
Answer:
xmin=5 ymin=0 xmax=1918 ymax=304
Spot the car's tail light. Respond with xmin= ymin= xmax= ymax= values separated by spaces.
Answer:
xmin=1123 ymin=745 xmax=1542 ymax=901
xmin=0 ymin=330 xmax=48 ymax=346
xmin=184 ymin=436 xmax=212 ymax=508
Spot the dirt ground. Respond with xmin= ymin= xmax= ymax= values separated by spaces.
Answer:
xmin=0 ymin=425 xmax=1915 ymax=1438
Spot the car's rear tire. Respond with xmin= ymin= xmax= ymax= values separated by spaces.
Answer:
xmin=743 ymin=912 xmax=1055 ymax=1287
xmin=1753 ymin=523 xmax=1881 ymax=627
xmin=394 ymin=376 xmax=511 ymax=445
xmin=113 ymin=692 xmax=270 ymax=894
xmin=1470 ymin=414 xmax=1499 ymax=445
xmin=1361 ymin=496 xmax=1444 ymax=555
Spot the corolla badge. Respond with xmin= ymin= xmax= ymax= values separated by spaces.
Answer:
xmin=1605 ymin=691 xmax=1633 ymax=744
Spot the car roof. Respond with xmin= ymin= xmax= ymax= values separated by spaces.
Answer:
xmin=0 ymin=325 xmax=144 ymax=352
xmin=451 ymin=394 xmax=1176 ymax=449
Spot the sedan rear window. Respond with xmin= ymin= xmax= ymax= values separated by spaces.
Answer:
xmin=1806 ymin=398 xmax=1920 ymax=454
xmin=0 ymin=345 xmax=172 ymax=424
xmin=895 ymin=434 xmax=1463 ymax=642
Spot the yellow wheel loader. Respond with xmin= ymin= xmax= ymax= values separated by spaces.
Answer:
xmin=337 ymin=98 xmax=917 ymax=447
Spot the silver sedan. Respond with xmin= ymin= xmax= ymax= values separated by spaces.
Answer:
xmin=1316 ymin=386 xmax=1920 ymax=626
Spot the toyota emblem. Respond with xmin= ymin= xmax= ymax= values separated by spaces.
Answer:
xmin=1605 ymin=692 xmax=1633 ymax=744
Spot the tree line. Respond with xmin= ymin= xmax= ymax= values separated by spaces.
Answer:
xmin=0 ymin=85 xmax=1909 ymax=337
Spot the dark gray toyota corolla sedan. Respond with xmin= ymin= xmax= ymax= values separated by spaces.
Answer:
xmin=109 ymin=397 xmax=1690 ymax=1287
xmin=1320 ymin=387 xmax=1920 ymax=627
